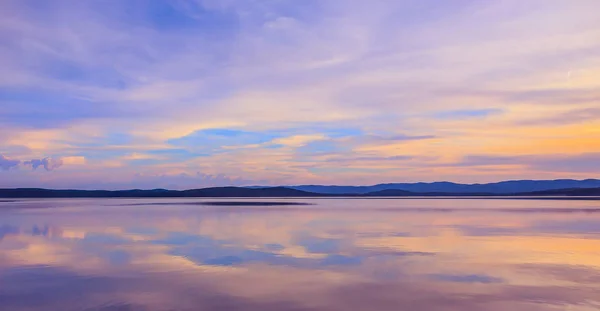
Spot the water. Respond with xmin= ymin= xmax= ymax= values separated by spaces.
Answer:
xmin=1 ymin=198 xmax=600 ymax=311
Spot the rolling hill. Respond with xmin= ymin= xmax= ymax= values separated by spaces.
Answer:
xmin=287 ymin=179 xmax=600 ymax=194
xmin=0 ymin=187 xmax=324 ymax=198
xmin=1 ymin=185 xmax=600 ymax=198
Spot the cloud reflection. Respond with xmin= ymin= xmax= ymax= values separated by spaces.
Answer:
xmin=0 ymin=198 xmax=600 ymax=310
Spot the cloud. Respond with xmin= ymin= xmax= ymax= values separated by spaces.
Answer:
xmin=1 ymin=0 xmax=600 ymax=186
xmin=1 ymin=257 xmax=598 ymax=311
xmin=296 ymin=140 xmax=349 ymax=156
xmin=528 ymin=153 xmax=600 ymax=173
xmin=516 ymin=107 xmax=600 ymax=126
xmin=373 ymin=134 xmax=436 ymax=142
xmin=455 ymin=155 xmax=526 ymax=167
xmin=325 ymin=155 xmax=415 ymax=163
xmin=24 ymin=157 xmax=64 ymax=171
xmin=506 ymin=88 xmax=600 ymax=106
xmin=440 ymin=88 xmax=600 ymax=107
xmin=1 ymin=154 xmax=72 ymax=172
xmin=455 ymin=153 xmax=600 ymax=173
xmin=271 ymin=134 xmax=327 ymax=147
xmin=428 ymin=273 xmax=504 ymax=284
xmin=61 ymin=156 xmax=86 ymax=165
xmin=168 ymin=128 xmax=283 ymax=151
xmin=433 ymin=109 xmax=504 ymax=120
xmin=0 ymin=154 xmax=20 ymax=170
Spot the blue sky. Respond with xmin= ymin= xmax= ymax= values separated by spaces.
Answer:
xmin=1 ymin=0 xmax=600 ymax=189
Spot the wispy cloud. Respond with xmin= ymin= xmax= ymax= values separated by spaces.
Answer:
xmin=516 ymin=107 xmax=600 ymax=126
xmin=433 ymin=109 xmax=503 ymax=120
xmin=455 ymin=153 xmax=600 ymax=173
xmin=1 ymin=0 xmax=600 ymax=186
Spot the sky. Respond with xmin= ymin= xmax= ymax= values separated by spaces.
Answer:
xmin=0 ymin=0 xmax=599 ymax=189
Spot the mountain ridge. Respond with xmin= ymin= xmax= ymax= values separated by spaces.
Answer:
xmin=283 ymin=179 xmax=600 ymax=194
xmin=0 ymin=187 xmax=323 ymax=198
xmin=1 ymin=185 xmax=600 ymax=198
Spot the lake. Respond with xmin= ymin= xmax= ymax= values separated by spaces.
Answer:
xmin=1 ymin=198 xmax=600 ymax=311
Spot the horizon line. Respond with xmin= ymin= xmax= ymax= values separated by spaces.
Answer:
xmin=2 ymin=178 xmax=599 ymax=192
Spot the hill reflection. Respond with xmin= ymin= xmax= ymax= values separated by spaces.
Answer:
xmin=0 ymin=198 xmax=599 ymax=310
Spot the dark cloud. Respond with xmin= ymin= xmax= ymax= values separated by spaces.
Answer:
xmin=24 ymin=157 xmax=64 ymax=171
xmin=0 ymin=155 xmax=20 ymax=170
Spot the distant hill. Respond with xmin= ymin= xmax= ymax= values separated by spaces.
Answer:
xmin=362 ymin=189 xmax=497 ymax=197
xmin=1 ymin=184 xmax=600 ymax=198
xmin=0 ymin=187 xmax=324 ymax=198
xmin=287 ymin=179 xmax=600 ymax=194
xmin=516 ymin=187 xmax=600 ymax=196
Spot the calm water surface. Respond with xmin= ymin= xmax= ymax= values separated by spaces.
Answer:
xmin=1 ymin=198 xmax=600 ymax=311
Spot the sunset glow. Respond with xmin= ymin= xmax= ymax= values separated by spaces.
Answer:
xmin=1 ymin=0 xmax=599 ymax=188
